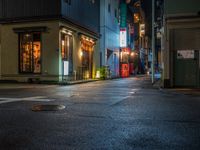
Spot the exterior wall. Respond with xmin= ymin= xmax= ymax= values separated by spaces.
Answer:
xmin=0 ymin=0 xmax=100 ymax=34
xmin=162 ymin=0 xmax=200 ymax=87
xmin=0 ymin=24 xmax=1 ymax=79
xmin=1 ymin=21 xmax=60 ymax=82
xmin=100 ymin=0 xmax=120 ymax=77
xmin=0 ymin=0 xmax=100 ymax=82
xmin=61 ymin=0 xmax=100 ymax=33
xmin=59 ymin=22 xmax=100 ymax=80
xmin=164 ymin=0 xmax=200 ymax=16
xmin=0 ymin=0 xmax=60 ymax=19
xmin=0 ymin=20 xmax=100 ymax=82
xmin=164 ymin=18 xmax=200 ymax=87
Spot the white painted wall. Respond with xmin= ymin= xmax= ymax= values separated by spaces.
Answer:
xmin=100 ymin=0 xmax=120 ymax=77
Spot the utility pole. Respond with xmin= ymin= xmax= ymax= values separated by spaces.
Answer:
xmin=151 ymin=0 xmax=155 ymax=84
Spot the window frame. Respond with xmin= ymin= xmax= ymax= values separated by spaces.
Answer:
xmin=108 ymin=3 xmax=111 ymax=13
xmin=18 ymin=32 xmax=42 ymax=74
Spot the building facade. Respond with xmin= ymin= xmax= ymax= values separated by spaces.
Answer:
xmin=161 ymin=0 xmax=200 ymax=87
xmin=100 ymin=0 xmax=120 ymax=78
xmin=0 ymin=24 xmax=1 ymax=79
xmin=0 ymin=0 xmax=100 ymax=82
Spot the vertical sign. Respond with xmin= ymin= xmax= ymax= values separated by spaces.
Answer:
xmin=120 ymin=3 xmax=127 ymax=28
xmin=120 ymin=28 xmax=127 ymax=47
xmin=63 ymin=61 xmax=69 ymax=75
xmin=140 ymin=24 xmax=145 ymax=37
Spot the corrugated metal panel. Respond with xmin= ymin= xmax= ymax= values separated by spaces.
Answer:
xmin=165 ymin=0 xmax=200 ymax=15
xmin=1 ymin=0 xmax=60 ymax=19
xmin=61 ymin=0 xmax=100 ymax=33
xmin=174 ymin=28 xmax=200 ymax=50
xmin=173 ymin=28 xmax=200 ymax=87
xmin=0 ymin=0 xmax=100 ymax=33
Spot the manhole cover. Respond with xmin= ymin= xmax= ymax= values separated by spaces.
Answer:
xmin=32 ymin=104 xmax=65 ymax=111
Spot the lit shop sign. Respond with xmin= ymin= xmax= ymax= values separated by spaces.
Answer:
xmin=120 ymin=28 xmax=127 ymax=47
xmin=63 ymin=61 xmax=69 ymax=75
xmin=140 ymin=24 xmax=145 ymax=37
xmin=120 ymin=3 xmax=127 ymax=28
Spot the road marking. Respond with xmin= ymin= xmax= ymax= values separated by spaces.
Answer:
xmin=110 ymin=96 xmax=131 ymax=106
xmin=0 ymin=96 xmax=53 ymax=105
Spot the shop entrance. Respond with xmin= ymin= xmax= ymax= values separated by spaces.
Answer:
xmin=61 ymin=33 xmax=73 ymax=79
xmin=80 ymin=36 xmax=95 ymax=79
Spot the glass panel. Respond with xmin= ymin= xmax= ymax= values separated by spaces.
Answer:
xmin=20 ymin=33 xmax=33 ymax=73
xmin=19 ymin=33 xmax=41 ymax=73
xmin=33 ymin=33 xmax=41 ymax=73
xmin=61 ymin=33 xmax=73 ymax=75
xmin=61 ymin=34 xmax=68 ymax=60
xmin=68 ymin=35 xmax=73 ymax=75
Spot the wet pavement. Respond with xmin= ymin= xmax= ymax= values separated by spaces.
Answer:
xmin=0 ymin=76 xmax=200 ymax=150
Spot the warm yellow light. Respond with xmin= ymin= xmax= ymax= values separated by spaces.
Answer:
xmin=131 ymin=52 xmax=135 ymax=56
xmin=80 ymin=51 xmax=83 ymax=57
xmin=61 ymin=29 xmax=72 ymax=35
xmin=85 ymin=71 xmax=90 ymax=79
xmin=62 ymin=40 xmax=65 ymax=46
xmin=96 ymin=71 xmax=100 ymax=78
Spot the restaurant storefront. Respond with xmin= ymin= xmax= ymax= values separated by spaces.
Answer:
xmin=79 ymin=35 xmax=95 ymax=79
xmin=0 ymin=21 xmax=100 ymax=83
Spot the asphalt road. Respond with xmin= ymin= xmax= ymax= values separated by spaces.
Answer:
xmin=0 ymin=77 xmax=200 ymax=150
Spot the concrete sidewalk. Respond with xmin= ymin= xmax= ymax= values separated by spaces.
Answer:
xmin=165 ymin=88 xmax=200 ymax=96
xmin=152 ymin=77 xmax=200 ymax=96
xmin=153 ymin=80 xmax=200 ymax=96
xmin=60 ymin=79 xmax=99 ymax=85
xmin=0 ymin=79 xmax=100 ymax=89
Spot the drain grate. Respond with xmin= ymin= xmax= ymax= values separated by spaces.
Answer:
xmin=32 ymin=104 xmax=65 ymax=111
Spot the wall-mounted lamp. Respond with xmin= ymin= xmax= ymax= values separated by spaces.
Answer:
xmin=80 ymin=51 xmax=83 ymax=57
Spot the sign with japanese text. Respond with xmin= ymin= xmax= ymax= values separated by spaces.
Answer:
xmin=177 ymin=50 xmax=195 ymax=59
xmin=120 ymin=28 xmax=127 ymax=47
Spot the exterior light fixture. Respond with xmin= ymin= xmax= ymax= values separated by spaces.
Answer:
xmin=131 ymin=52 xmax=135 ymax=56
xmin=96 ymin=70 xmax=100 ymax=78
xmin=61 ymin=28 xmax=72 ymax=35
xmin=80 ymin=51 xmax=83 ymax=57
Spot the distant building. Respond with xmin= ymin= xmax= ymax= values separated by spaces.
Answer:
xmin=127 ymin=0 xmax=151 ymax=75
xmin=100 ymin=0 xmax=120 ymax=78
xmin=161 ymin=0 xmax=200 ymax=87
xmin=0 ymin=0 xmax=100 ymax=82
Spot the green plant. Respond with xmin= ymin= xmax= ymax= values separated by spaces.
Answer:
xmin=99 ymin=66 xmax=107 ymax=80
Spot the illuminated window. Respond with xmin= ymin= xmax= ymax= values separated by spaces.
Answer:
xmin=134 ymin=13 xmax=140 ymax=23
xmin=80 ymin=37 xmax=95 ymax=79
xmin=61 ymin=33 xmax=73 ymax=75
xmin=19 ymin=33 xmax=41 ymax=73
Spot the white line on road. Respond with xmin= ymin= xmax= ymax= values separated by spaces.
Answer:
xmin=0 ymin=96 xmax=53 ymax=104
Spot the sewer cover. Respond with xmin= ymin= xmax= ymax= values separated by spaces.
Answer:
xmin=32 ymin=104 xmax=65 ymax=111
